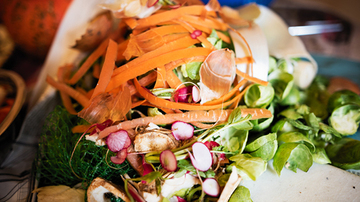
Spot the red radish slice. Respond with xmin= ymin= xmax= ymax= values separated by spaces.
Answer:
xmin=203 ymin=178 xmax=220 ymax=197
xmin=175 ymin=196 xmax=187 ymax=202
xmin=171 ymin=121 xmax=194 ymax=140
xmin=106 ymin=130 xmax=131 ymax=152
xmin=192 ymin=85 xmax=201 ymax=103
xmin=188 ymin=142 xmax=212 ymax=171
xmin=217 ymin=153 xmax=226 ymax=161
xmin=147 ymin=0 xmax=159 ymax=7
xmin=128 ymin=183 xmax=146 ymax=202
xmin=142 ymin=155 xmax=153 ymax=176
xmin=110 ymin=148 xmax=127 ymax=164
xmin=160 ymin=150 xmax=178 ymax=172
xmin=204 ymin=141 xmax=221 ymax=165
xmin=173 ymin=86 xmax=192 ymax=103
xmin=89 ymin=119 xmax=113 ymax=135
xmin=204 ymin=141 xmax=220 ymax=150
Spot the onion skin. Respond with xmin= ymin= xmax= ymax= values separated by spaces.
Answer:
xmin=199 ymin=49 xmax=236 ymax=104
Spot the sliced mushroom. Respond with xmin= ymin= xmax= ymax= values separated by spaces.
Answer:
xmin=87 ymin=177 xmax=130 ymax=202
xmin=133 ymin=131 xmax=179 ymax=152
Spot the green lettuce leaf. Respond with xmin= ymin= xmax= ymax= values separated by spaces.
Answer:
xmin=273 ymin=143 xmax=313 ymax=175
xmin=229 ymin=154 xmax=267 ymax=181
xmin=229 ymin=186 xmax=253 ymax=202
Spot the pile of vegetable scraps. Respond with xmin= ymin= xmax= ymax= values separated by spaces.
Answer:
xmin=34 ymin=0 xmax=360 ymax=201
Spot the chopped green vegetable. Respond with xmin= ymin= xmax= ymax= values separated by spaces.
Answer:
xmin=228 ymin=153 xmax=267 ymax=181
xmin=273 ymin=143 xmax=313 ymax=175
xmin=325 ymin=138 xmax=360 ymax=170
xmin=229 ymin=186 xmax=253 ymax=202
xmin=244 ymin=83 xmax=275 ymax=108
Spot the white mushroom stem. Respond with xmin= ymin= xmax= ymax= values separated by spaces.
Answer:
xmin=218 ymin=166 xmax=242 ymax=202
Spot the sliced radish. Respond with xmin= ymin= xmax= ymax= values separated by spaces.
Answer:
xmin=204 ymin=141 xmax=220 ymax=150
xmin=110 ymin=148 xmax=127 ymax=164
xmin=192 ymin=85 xmax=201 ymax=103
xmin=147 ymin=0 xmax=159 ymax=7
xmin=204 ymin=141 xmax=220 ymax=164
xmin=188 ymin=142 xmax=212 ymax=171
xmin=171 ymin=121 xmax=194 ymax=141
xmin=217 ymin=153 xmax=226 ymax=161
xmin=175 ymin=196 xmax=187 ymax=202
xmin=106 ymin=130 xmax=131 ymax=152
xmin=128 ymin=182 xmax=146 ymax=202
xmin=142 ymin=155 xmax=153 ymax=176
xmin=89 ymin=119 xmax=113 ymax=135
xmin=203 ymin=178 xmax=220 ymax=197
xmin=160 ymin=150 xmax=178 ymax=172
xmin=173 ymin=86 xmax=192 ymax=103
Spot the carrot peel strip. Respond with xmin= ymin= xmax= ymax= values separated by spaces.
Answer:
xmin=67 ymin=38 xmax=109 ymax=85
xmin=90 ymin=39 xmax=118 ymax=100
xmin=236 ymin=69 xmax=268 ymax=86
xmin=46 ymin=75 xmax=90 ymax=107
xmin=98 ymin=107 xmax=272 ymax=139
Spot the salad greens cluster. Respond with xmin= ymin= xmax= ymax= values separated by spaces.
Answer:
xmin=244 ymin=57 xmax=360 ymax=175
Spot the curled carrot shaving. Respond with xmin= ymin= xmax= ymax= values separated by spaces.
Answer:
xmin=134 ymin=5 xmax=216 ymax=29
xmin=57 ymin=64 xmax=77 ymax=115
xmin=106 ymin=47 xmax=212 ymax=92
xmin=46 ymin=75 xmax=89 ymax=107
xmin=179 ymin=14 xmax=227 ymax=31
xmin=236 ymin=69 xmax=268 ymax=86
xmin=67 ymin=38 xmax=109 ymax=85
xmin=47 ymin=2 xmax=268 ymax=135
xmin=133 ymin=77 xmax=250 ymax=111
xmin=154 ymin=66 xmax=168 ymax=88
xmin=235 ymin=56 xmax=254 ymax=64
xmin=174 ymin=19 xmax=214 ymax=49
xmin=118 ymin=35 xmax=199 ymax=77
xmin=90 ymin=39 xmax=118 ymax=100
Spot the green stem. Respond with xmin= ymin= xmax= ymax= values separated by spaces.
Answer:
xmin=151 ymin=88 xmax=175 ymax=95
xmin=146 ymin=153 xmax=188 ymax=163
